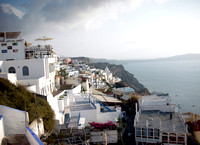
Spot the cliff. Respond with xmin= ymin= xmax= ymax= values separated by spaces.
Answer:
xmin=89 ymin=62 xmax=149 ymax=94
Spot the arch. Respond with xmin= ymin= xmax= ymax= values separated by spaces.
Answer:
xmin=8 ymin=67 xmax=16 ymax=73
xmin=22 ymin=66 xmax=29 ymax=76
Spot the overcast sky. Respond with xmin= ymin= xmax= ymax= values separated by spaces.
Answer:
xmin=0 ymin=0 xmax=200 ymax=59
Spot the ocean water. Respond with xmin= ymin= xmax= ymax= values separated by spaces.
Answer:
xmin=124 ymin=60 xmax=200 ymax=114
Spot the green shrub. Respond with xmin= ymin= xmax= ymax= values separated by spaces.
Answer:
xmin=0 ymin=78 xmax=55 ymax=132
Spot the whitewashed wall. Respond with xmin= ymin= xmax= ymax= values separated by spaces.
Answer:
xmin=58 ymin=99 xmax=64 ymax=112
xmin=0 ymin=61 xmax=3 ymax=69
xmin=141 ymin=105 xmax=175 ymax=112
xmin=47 ymin=94 xmax=64 ymax=124
xmin=47 ymin=94 xmax=59 ymax=112
xmin=71 ymin=109 xmax=97 ymax=125
xmin=0 ymin=73 xmax=17 ymax=85
xmin=26 ymin=85 xmax=36 ymax=93
xmin=0 ymin=40 xmax=25 ymax=61
xmin=26 ymin=127 xmax=44 ymax=145
xmin=90 ymin=130 xmax=118 ymax=143
xmin=55 ymin=76 xmax=61 ymax=89
xmin=18 ymin=77 xmax=45 ymax=95
xmin=96 ymin=104 xmax=121 ymax=123
xmin=72 ymin=84 xmax=81 ymax=94
xmin=18 ymin=76 xmax=54 ymax=96
xmin=0 ymin=116 xmax=5 ymax=144
xmin=2 ymin=59 xmax=46 ymax=80
xmin=29 ymin=118 xmax=44 ymax=137
xmin=0 ymin=105 xmax=29 ymax=135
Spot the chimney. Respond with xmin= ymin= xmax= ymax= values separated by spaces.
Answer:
xmin=146 ymin=120 xmax=148 ymax=127
xmin=173 ymin=124 xmax=176 ymax=131
xmin=136 ymin=117 xmax=139 ymax=122
xmin=170 ymin=113 xmax=172 ymax=119
xmin=159 ymin=119 xmax=162 ymax=127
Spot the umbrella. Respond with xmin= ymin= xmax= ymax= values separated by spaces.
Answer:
xmin=35 ymin=36 xmax=53 ymax=45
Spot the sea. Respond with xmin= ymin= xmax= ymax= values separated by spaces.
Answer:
xmin=123 ymin=60 xmax=200 ymax=114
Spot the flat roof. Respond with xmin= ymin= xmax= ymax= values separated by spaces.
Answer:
xmin=117 ymin=87 xmax=135 ymax=92
xmin=70 ymin=104 xmax=94 ymax=111
xmin=68 ymin=94 xmax=96 ymax=111
xmin=0 ymin=105 xmax=26 ymax=113
xmin=92 ymin=88 xmax=121 ymax=103
xmin=136 ymin=111 xmax=186 ymax=134
xmin=0 ymin=32 xmax=21 ymax=39
xmin=93 ymin=94 xmax=121 ymax=103
xmin=141 ymin=95 xmax=170 ymax=106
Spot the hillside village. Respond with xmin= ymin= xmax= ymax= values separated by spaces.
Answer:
xmin=0 ymin=32 xmax=200 ymax=145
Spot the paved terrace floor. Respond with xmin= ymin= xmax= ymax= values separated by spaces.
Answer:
xmin=69 ymin=94 xmax=96 ymax=111
xmin=2 ymin=135 xmax=30 ymax=145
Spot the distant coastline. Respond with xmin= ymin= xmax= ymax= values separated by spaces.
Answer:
xmin=70 ymin=57 xmax=150 ymax=94
xmin=91 ymin=53 xmax=200 ymax=65
xmin=124 ymin=59 xmax=200 ymax=114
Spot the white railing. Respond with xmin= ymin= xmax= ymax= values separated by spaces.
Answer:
xmin=141 ymin=105 xmax=175 ymax=112
xmin=27 ymin=45 xmax=52 ymax=50
xmin=177 ymin=108 xmax=188 ymax=132
xmin=136 ymin=137 xmax=160 ymax=143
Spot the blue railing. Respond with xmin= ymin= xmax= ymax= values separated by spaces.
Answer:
xmin=26 ymin=127 xmax=43 ymax=145
xmin=77 ymin=112 xmax=80 ymax=126
xmin=97 ymin=101 xmax=115 ymax=112
xmin=90 ymin=101 xmax=96 ymax=109
xmin=67 ymin=117 xmax=70 ymax=124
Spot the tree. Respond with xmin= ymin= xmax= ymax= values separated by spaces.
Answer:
xmin=58 ymin=68 xmax=68 ymax=79
xmin=124 ymin=95 xmax=139 ymax=115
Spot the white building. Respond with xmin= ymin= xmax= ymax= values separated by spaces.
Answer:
xmin=0 ymin=105 xmax=43 ymax=145
xmin=0 ymin=32 xmax=25 ymax=61
xmin=0 ymin=32 xmax=56 ymax=96
xmin=104 ymin=67 xmax=113 ymax=84
xmin=53 ymin=87 xmax=122 ymax=130
xmin=134 ymin=95 xmax=187 ymax=145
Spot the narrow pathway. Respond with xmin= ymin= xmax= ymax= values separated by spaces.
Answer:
xmin=122 ymin=114 xmax=136 ymax=145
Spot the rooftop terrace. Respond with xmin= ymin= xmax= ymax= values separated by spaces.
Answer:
xmin=136 ymin=110 xmax=187 ymax=134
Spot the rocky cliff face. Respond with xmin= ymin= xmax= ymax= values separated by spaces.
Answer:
xmin=89 ymin=62 xmax=149 ymax=93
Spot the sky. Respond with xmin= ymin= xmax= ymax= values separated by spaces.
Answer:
xmin=0 ymin=0 xmax=200 ymax=60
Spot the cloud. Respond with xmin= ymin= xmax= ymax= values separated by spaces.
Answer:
xmin=40 ymin=0 xmax=144 ymax=29
xmin=0 ymin=0 xmax=170 ymax=35
xmin=0 ymin=3 xmax=25 ymax=19
xmin=154 ymin=0 xmax=169 ymax=4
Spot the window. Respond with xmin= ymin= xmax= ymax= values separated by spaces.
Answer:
xmin=154 ymin=128 xmax=160 ymax=139
xmin=142 ymin=128 xmax=147 ymax=138
xmin=1 ymin=43 xmax=7 ymax=46
xmin=8 ymin=67 xmax=16 ymax=73
xmin=12 ymin=42 xmax=18 ymax=46
xmin=148 ymin=128 xmax=153 ymax=138
xmin=13 ymin=49 xmax=18 ymax=53
xmin=169 ymin=133 xmax=176 ymax=143
xmin=7 ymin=46 xmax=12 ymax=49
xmin=162 ymin=132 xmax=168 ymax=143
xmin=2 ymin=50 xmax=7 ymax=53
xmin=22 ymin=66 xmax=29 ymax=76
xmin=178 ymin=136 xmax=184 ymax=143
xmin=136 ymin=128 xmax=141 ymax=137
xmin=178 ymin=134 xmax=185 ymax=143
